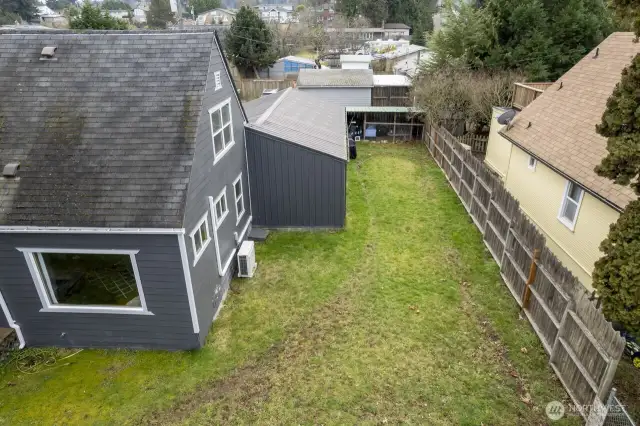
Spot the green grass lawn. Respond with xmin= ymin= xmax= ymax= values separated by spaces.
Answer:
xmin=0 ymin=143 xmax=578 ymax=425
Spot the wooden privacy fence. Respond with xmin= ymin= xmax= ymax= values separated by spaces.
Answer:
xmin=458 ymin=133 xmax=489 ymax=156
xmin=423 ymin=122 xmax=626 ymax=420
xmin=235 ymin=79 xmax=292 ymax=101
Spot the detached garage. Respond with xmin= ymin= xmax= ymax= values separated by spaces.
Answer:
xmin=244 ymin=88 xmax=347 ymax=229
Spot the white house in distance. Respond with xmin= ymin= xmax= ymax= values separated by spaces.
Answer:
xmin=253 ymin=4 xmax=297 ymax=23
xmin=196 ymin=8 xmax=236 ymax=26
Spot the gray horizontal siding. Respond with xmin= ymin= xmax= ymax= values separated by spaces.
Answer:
xmin=246 ymin=128 xmax=346 ymax=228
xmin=184 ymin=37 xmax=251 ymax=344
xmin=297 ymin=87 xmax=371 ymax=108
xmin=0 ymin=307 xmax=8 ymax=328
xmin=0 ymin=233 xmax=198 ymax=350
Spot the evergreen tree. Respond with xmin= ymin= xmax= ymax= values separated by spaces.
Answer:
xmin=0 ymin=0 xmax=39 ymax=21
xmin=226 ymin=6 xmax=277 ymax=77
xmin=70 ymin=1 xmax=129 ymax=29
xmin=146 ymin=0 xmax=175 ymax=29
xmin=429 ymin=0 xmax=612 ymax=81
xmin=188 ymin=0 xmax=220 ymax=16
xmin=592 ymin=48 xmax=640 ymax=334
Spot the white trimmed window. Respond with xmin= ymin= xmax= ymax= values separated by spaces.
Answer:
xmin=209 ymin=99 xmax=235 ymax=163
xmin=214 ymin=71 xmax=222 ymax=91
xmin=528 ymin=155 xmax=537 ymax=170
xmin=233 ymin=173 xmax=245 ymax=224
xmin=190 ymin=213 xmax=211 ymax=265
xmin=558 ymin=180 xmax=584 ymax=231
xmin=19 ymin=248 xmax=150 ymax=315
xmin=213 ymin=188 xmax=229 ymax=229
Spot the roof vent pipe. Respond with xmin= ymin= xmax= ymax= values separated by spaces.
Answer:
xmin=2 ymin=163 xmax=20 ymax=178
xmin=40 ymin=46 xmax=57 ymax=60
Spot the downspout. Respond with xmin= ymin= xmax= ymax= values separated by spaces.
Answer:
xmin=0 ymin=290 xmax=25 ymax=349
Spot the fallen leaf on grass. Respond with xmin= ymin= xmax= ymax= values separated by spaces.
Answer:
xmin=520 ymin=347 xmax=528 ymax=354
xmin=520 ymin=393 xmax=532 ymax=406
xmin=509 ymin=370 xmax=518 ymax=378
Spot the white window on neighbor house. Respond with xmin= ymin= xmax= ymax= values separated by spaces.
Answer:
xmin=190 ymin=212 xmax=211 ymax=265
xmin=233 ymin=173 xmax=245 ymax=224
xmin=214 ymin=71 xmax=222 ymax=91
xmin=209 ymin=98 xmax=234 ymax=163
xmin=558 ymin=180 xmax=584 ymax=231
xmin=19 ymin=248 xmax=150 ymax=315
xmin=213 ymin=188 xmax=229 ymax=229
xmin=528 ymin=155 xmax=537 ymax=170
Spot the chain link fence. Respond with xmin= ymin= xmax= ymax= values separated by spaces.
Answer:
xmin=604 ymin=390 xmax=636 ymax=426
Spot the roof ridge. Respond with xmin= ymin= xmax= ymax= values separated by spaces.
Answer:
xmin=255 ymin=88 xmax=291 ymax=126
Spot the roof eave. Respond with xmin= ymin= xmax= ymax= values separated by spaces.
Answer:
xmin=498 ymin=129 xmax=624 ymax=213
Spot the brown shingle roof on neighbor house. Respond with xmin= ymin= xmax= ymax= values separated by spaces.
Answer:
xmin=500 ymin=32 xmax=639 ymax=211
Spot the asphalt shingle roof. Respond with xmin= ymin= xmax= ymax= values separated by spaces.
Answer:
xmin=500 ymin=32 xmax=638 ymax=210
xmin=245 ymin=88 xmax=347 ymax=160
xmin=297 ymin=69 xmax=373 ymax=88
xmin=0 ymin=30 xmax=218 ymax=227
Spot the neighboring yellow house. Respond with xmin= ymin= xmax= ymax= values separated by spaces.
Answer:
xmin=485 ymin=32 xmax=639 ymax=290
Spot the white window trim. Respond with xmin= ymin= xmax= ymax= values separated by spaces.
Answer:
xmin=189 ymin=212 xmax=212 ymax=266
xmin=209 ymin=98 xmax=235 ymax=165
xmin=233 ymin=173 xmax=246 ymax=225
xmin=528 ymin=156 xmax=537 ymax=171
xmin=213 ymin=188 xmax=229 ymax=230
xmin=17 ymin=248 xmax=152 ymax=315
xmin=557 ymin=180 xmax=584 ymax=232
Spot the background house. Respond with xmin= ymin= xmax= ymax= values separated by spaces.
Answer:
xmin=0 ymin=29 xmax=250 ymax=350
xmin=485 ymin=32 xmax=638 ymax=289
xmin=296 ymin=68 xmax=373 ymax=108
xmin=244 ymin=89 xmax=347 ymax=229
xmin=196 ymin=8 xmax=236 ymax=25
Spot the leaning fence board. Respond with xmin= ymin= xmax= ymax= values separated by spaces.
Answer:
xmin=421 ymin=123 xmax=627 ymax=420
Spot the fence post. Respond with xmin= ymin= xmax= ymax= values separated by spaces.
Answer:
xmin=597 ymin=355 xmax=621 ymax=403
xmin=522 ymin=249 xmax=540 ymax=309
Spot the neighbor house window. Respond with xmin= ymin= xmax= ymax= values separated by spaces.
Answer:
xmin=190 ymin=212 xmax=211 ymax=265
xmin=213 ymin=188 xmax=229 ymax=228
xmin=558 ymin=180 xmax=584 ymax=230
xmin=214 ymin=71 xmax=222 ymax=91
xmin=20 ymin=249 xmax=150 ymax=315
xmin=233 ymin=173 xmax=245 ymax=224
xmin=209 ymin=99 xmax=234 ymax=163
xmin=528 ymin=156 xmax=537 ymax=170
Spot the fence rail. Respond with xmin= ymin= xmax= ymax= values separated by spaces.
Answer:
xmin=423 ymin=122 xmax=627 ymax=422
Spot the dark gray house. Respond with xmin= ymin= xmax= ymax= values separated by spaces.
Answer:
xmin=244 ymin=89 xmax=347 ymax=228
xmin=296 ymin=69 xmax=373 ymax=108
xmin=0 ymin=29 xmax=251 ymax=350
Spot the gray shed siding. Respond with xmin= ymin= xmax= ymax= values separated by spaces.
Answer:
xmin=183 ymin=35 xmax=251 ymax=344
xmin=296 ymin=87 xmax=371 ymax=108
xmin=0 ymin=233 xmax=197 ymax=349
xmin=246 ymin=129 xmax=346 ymax=228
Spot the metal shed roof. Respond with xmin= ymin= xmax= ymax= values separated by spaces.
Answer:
xmin=297 ymin=69 xmax=374 ymax=88
xmin=345 ymin=106 xmax=422 ymax=113
xmin=245 ymin=89 xmax=347 ymax=160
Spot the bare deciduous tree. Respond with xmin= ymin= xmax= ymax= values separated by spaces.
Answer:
xmin=412 ymin=66 xmax=523 ymax=134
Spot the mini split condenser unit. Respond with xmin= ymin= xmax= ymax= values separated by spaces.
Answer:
xmin=237 ymin=241 xmax=257 ymax=278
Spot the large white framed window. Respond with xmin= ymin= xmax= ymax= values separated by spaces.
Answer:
xmin=213 ymin=188 xmax=229 ymax=229
xmin=233 ymin=173 xmax=245 ymax=225
xmin=18 ymin=248 xmax=151 ymax=315
xmin=558 ymin=180 xmax=584 ymax=231
xmin=209 ymin=98 xmax=235 ymax=164
xmin=190 ymin=212 xmax=211 ymax=266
